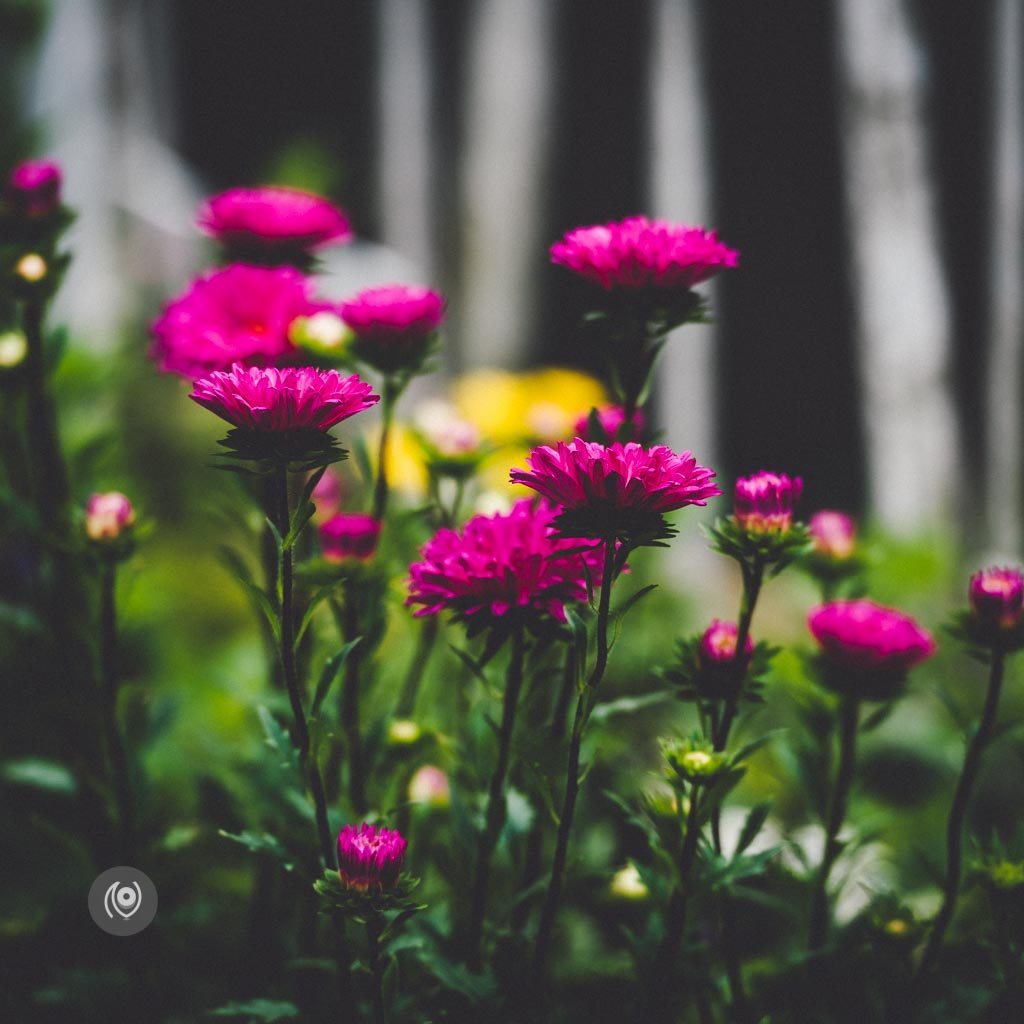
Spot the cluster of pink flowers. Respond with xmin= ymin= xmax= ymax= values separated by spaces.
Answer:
xmin=190 ymin=364 xmax=378 ymax=433
xmin=510 ymin=439 xmax=720 ymax=537
xmin=969 ymin=567 xmax=1024 ymax=631
xmin=698 ymin=619 xmax=754 ymax=668
xmin=550 ymin=216 xmax=738 ymax=292
xmin=734 ymin=472 xmax=803 ymax=535
xmin=320 ymin=513 xmax=381 ymax=563
xmin=808 ymin=600 xmax=935 ymax=678
xmin=573 ymin=405 xmax=645 ymax=442
xmin=151 ymin=265 xmax=331 ymax=378
xmin=406 ymin=498 xmax=605 ymax=632
xmin=336 ymin=823 xmax=407 ymax=892
xmin=5 ymin=159 xmax=62 ymax=217
xmin=198 ymin=185 xmax=352 ymax=252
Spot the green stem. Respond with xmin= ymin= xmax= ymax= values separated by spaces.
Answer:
xmin=918 ymin=649 xmax=1006 ymax=976
xmin=532 ymin=536 xmax=617 ymax=985
xmin=366 ymin=915 xmax=387 ymax=1024
xmin=99 ymin=559 xmax=136 ymax=863
xmin=466 ymin=626 xmax=526 ymax=969
xmin=809 ymin=695 xmax=860 ymax=949
xmin=396 ymin=615 xmax=439 ymax=719
xmin=273 ymin=463 xmax=335 ymax=869
xmin=371 ymin=378 xmax=398 ymax=522
xmin=339 ymin=581 xmax=368 ymax=815
xmin=650 ymin=786 xmax=705 ymax=1017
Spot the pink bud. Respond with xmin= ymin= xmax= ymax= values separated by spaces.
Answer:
xmin=336 ymin=823 xmax=406 ymax=892
xmin=698 ymin=619 xmax=754 ymax=667
xmin=734 ymin=471 xmax=803 ymax=535
xmin=809 ymin=510 xmax=856 ymax=561
xmin=969 ymin=567 xmax=1024 ymax=632
xmin=85 ymin=492 xmax=135 ymax=542
xmin=319 ymin=513 xmax=381 ymax=562
xmin=6 ymin=159 xmax=62 ymax=217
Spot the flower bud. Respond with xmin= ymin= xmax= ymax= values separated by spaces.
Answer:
xmin=969 ymin=566 xmax=1024 ymax=632
xmin=573 ymin=404 xmax=644 ymax=443
xmin=809 ymin=510 xmax=856 ymax=561
xmin=310 ymin=466 xmax=344 ymax=524
xmin=388 ymin=719 xmax=421 ymax=746
xmin=5 ymin=159 xmax=62 ymax=217
xmin=289 ymin=311 xmax=352 ymax=358
xmin=319 ymin=513 xmax=381 ymax=562
xmin=734 ymin=471 xmax=803 ymax=535
xmin=15 ymin=253 xmax=48 ymax=283
xmin=85 ymin=492 xmax=135 ymax=542
xmin=408 ymin=765 xmax=450 ymax=808
xmin=336 ymin=823 xmax=406 ymax=892
xmin=610 ymin=863 xmax=649 ymax=901
xmin=0 ymin=331 xmax=28 ymax=369
xmin=698 ymin=619 xmax=753 ymax=667
xmin=662 ymin=737 xmax=727 ymax=785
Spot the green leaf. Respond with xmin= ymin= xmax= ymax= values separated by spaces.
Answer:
xmin=295 ymin=583 xmax=342 ymax=648
xmin=734 ymin=802 xmax=771 ymax=857
xmin=590 ymin=690 xmax=672 ymax=725
xmin=207 ymin=999 xmax=299 ymax=1022
xmin=257 ymin=706 xmax=300 ymax=775
xmin=219 ymin=547 xmax=281 ymax=643
xmin=565 ymin=606 xmax=589 ymax=691
xmin=615 ymin=583 xmax=659 ymax=622
xmin=1 ymin=758 xmax=77 ymax=795
xmin=311 ymin=639 xmax=362 ymax=716
xmin=217 ymin=829 xmax=296 ymax=872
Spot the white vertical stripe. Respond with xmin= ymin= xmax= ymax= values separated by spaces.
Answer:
xmin=837 ymin=0 xmax=960 ymax=533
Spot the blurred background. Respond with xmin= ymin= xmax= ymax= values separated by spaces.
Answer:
xmin=4 ymin=0 xmax=1021 ymax=548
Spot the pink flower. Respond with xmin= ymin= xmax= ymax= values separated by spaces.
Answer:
xmin=5 ymin=159 xmax=62 ymax=216
xmin=573 ymin=405 xmax=645 ymax=442
xmin=699 ymin=619 xmax=754 ymax=667
xmin=198 ymin=186 xmax=352 ymax=251
xmin=809 ymin=510 xmax=856 ymax=560
xmin=340 ymin=284 xmax=445 ymax=341
xmin=550 ymin=216 xmax=738 ymax=291
xmin=340 ymin=284 xmax=445 ymax=374
xmin=808 ymin=600 xmax=935 ymax=680
xmin=408 ymin=765 xmax=450 ymax=808
xmin=336 ymin=823 xmax=407 ymax=892
xmin=320 ymin=513 xmax=381 ymax=562
xmin=151 ymin=264 xmax=331 ymax=378
xmin=969 ymin=567 xmax=1024 ymax=631
xmin=85 ymin=492 xmax=135 ymax=542
xmin=190 ymin=364 xmax=378 ymax=433
xmin=406 ymin=498 xmax=605 ymax=633
xmin=509 ymin=439 xmax=720 ymax=538
xmin=734 ymin=472 xmax=803 ymax=535
xmin=311 ymin=466 xmax=345 ymax=523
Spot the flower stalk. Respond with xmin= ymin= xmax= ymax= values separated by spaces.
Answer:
xmin=466 ymin=625 xmax=526 ymax=969
xmin=809 ymin=695 xmax=860 ymax=949
xmin=372 ymin=375 xmax=398 ymax=522
xmin=366 ymin=914 xmax=387 ymax=1024
xmin=918 ymin=649 xmax=1006 ymax=975
xmin=272 ymin=462 xmax=335 ymax=869
xmin=532 ymin=534 xmax=617 ymax=984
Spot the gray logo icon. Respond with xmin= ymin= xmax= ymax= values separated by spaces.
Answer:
xmin=88 ymin=866 xmax=158 ymax=936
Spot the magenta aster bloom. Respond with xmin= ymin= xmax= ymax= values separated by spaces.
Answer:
xmin=151 ymin=264 xmax=331 ymax=378
xmin=969 ymin=567 xmax=1024 ymax=632
xmin=509 ymin=438 xmax=719 ymax=541
xmin=190 ymin=364 xmax=378 ymax=433
xmin=406 ymin=498 xmax=605 ymax=635
xmin=809 ymin=600 xmax=935 ymax=697
xmin=699 ymin=619 xmax=754 ymax=667
xmin=5 ymin=159 xmax=62 ymax=216
xmin=340 ymin=284 xmax=445 ymax=374
xmin=336 ymin=823 xmax=407 ymax=892
xmin=809 ymin=510 xmax=856 ymax=561
xmin=320 ymin=513 xmax=381 ymax=562
xmin=734 ymin=471 xmax=803 ymax=535
xmin=573 ymin=404 xmax=645 ymax=442
xmin=198 ymin=185 xmax=352 ymax=252
xmin=550 ymin=216 xmax=738 ymax=292
xmin=85 ymin=492 xmax=135 ymax=542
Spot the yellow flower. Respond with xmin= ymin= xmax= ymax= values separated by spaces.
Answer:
xmin=453 ymin=369 xmax=530 ymax=445
xmin=377 ymin=422 xmax=429 ymax=498
xmin=522 ymin=367 xmax=607 ymax=442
